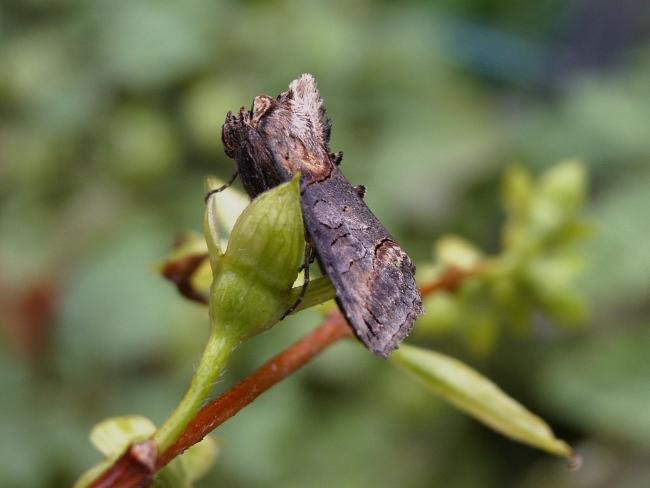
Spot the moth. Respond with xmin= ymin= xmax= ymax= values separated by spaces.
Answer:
xmin=219 ymin=74 xmax=423 ymax=357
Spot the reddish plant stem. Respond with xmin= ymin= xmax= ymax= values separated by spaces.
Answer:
xmin=90 ymin=312 xmax=352 ymax=488
xmin=89 ymin=441 xmax=157 ymax=488
xmin=159 ymin=311 xmax=352 ymax=467
xmin=418 ymin=265 xmax=479 ymax=296
xmin=90 ymin=268 xmax=477 ymax=488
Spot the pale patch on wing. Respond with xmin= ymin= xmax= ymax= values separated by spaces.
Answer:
xmin=287 ymin=74 xmax=329 ymax=148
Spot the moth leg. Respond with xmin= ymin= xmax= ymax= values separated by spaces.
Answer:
xmin=203 ymin=171 xmax=239 ymax=203
xmin=281 ymin=242 xmax=316 ymax=319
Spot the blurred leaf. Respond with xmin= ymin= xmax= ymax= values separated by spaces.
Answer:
xmin=434 ymin=235 xmax=483 ymax=271
xmin=391 ymin=344 xmax=573 ymax=457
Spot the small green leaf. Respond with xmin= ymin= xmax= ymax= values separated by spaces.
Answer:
xmin=390 ymin=344 xmax=573 ymax=458
xmin=75 ymin=416 xmax=158 ymax=488
xmin=89 ymin=415 xmax=156 ymax=457
xmin=78 ymin=418 xmax=219 ymax=488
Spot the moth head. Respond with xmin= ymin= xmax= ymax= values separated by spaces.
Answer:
xmin=222 ymin=75 xmax=334 ymax=182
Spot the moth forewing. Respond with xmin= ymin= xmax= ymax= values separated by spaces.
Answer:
xmin=221 ymin=74 xmax=423 ymax=356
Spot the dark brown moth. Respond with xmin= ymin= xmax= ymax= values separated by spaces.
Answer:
xmin=220 ymin=74 xmax=423 ymax=357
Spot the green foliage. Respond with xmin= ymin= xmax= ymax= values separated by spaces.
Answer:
xmin=90 ymin=416 xmax=157 ymax=457
xmin=391 ymin=344 xmax=572 ymax=457
xmin=416 ymin=161 xmax=591 ymax=354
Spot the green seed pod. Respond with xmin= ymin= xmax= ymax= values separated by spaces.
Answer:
xmin=208 ymin=174 xmax=304 ymax=341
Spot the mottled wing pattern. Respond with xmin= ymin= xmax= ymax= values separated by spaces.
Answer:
xmin=300 ymin=169 xmax=422 ymax=357
xmin=221 ymin=73 xmax=423 ymax=356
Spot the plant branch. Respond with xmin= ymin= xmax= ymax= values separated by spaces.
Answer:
xmin=158 ymin=310 xmax=352 ymax=467
xmin=418 ymin=265 xmax=481 ymax=296
xmin=89 ymin=266 xmax=478 ymax=488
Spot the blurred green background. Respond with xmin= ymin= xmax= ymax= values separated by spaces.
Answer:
xmin=1 ymin=0 xmax=650 ymax=486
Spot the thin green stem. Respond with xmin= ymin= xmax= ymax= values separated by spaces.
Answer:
xmin=153 ymin=327 xmax=236 ymax=453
